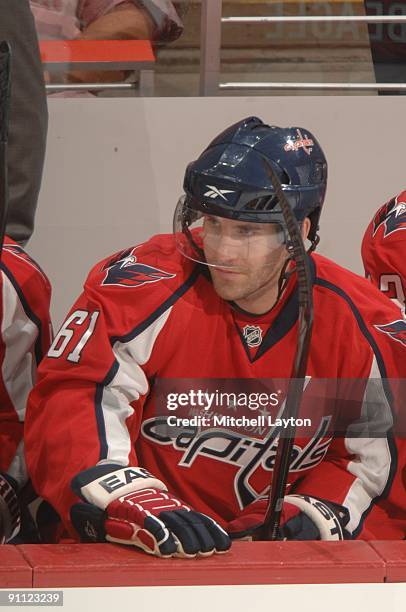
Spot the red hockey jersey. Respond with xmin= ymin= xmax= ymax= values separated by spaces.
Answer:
xmin=362 ymin=190 xmax=406 ymax=314
xmin=25 ymin=234 xmax=406 ymax=539
xmin=0 ymin=237 xmax=52 ymax=485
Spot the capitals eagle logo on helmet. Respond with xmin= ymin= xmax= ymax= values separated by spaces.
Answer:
xmin=102 ymin=247 xmax=176 ymax=288
xmin=372 ymin=193 xmax=406 ymax=238
xmin=375 ymin=319 xmax=406 ymax=347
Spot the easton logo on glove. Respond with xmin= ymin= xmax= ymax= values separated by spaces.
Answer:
xmin=98 ymin=467 xmax=153 ymax=494
xmin=71 ymin=465 xmax=231 ymax=558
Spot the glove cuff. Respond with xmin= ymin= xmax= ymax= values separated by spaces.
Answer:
xmin=71 ymin=465 xmax=167 ymax=510
xmin=0 ymin=473 xmax=21 ymax=543
xmin=285 ymin=494 xmax=348 ymax=541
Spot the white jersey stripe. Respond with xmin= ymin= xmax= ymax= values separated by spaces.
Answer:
xmin=1 ymin=272 xmax=38 ymax=423
xmin=343 ymin=356 xmax=393 ymax=533
xmin=98 ymin=307 xmax=173 ymax=465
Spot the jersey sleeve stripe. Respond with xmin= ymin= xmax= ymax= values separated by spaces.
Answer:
xmin=353 ymin=431 xmax=398 ymax=538
xmin=0 ymin=273 xmax=38 ymax=423
xmin=343 ymin=358 xmax=394 ymax=534
xmin=95 ymin=309 xmax=173 ymax=463
xmin=314 ymin=278 xmax=398 ymax=536
xmin=0 ymin=262 xmax=44 ymax=365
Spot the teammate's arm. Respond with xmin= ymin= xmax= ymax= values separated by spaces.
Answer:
xmin=0 ymin=249 xmax=52 ymax=542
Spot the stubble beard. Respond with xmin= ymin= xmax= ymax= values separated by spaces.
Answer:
xmin=209 ymin=270 xmax=250 ymax=302
xmin=209 ymin=266 xmax=277 ymax=304
xmin=208 ymin=248 xmax=289 ymax=308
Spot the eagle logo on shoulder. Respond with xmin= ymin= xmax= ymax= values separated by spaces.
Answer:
xmin=375 ymin=319 xmax=406 ymax=347
xmin=101 ymin=247 xmax=176 ymax=288
xmin=372 ymin=194 xmax=406 ymax=238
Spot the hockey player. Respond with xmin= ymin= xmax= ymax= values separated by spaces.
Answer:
xmin=25 ymin=117 xmax=406 ymax=558
xmin=0 ymin=238 xmax=52 ymax=543
xmin=362 ymin=190 xmax=406 ymax=314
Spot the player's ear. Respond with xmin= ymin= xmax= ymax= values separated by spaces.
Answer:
xmin=301 ymin=217 xmax=311 ymax=241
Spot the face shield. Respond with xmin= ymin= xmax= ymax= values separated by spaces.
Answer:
xmin=173 ymin=195 xmax=288 ymax=271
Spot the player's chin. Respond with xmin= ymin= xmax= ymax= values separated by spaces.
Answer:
xmin=210 ymin=276 xmax=246 ymax=301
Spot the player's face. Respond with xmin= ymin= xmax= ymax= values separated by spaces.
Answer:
xmin=202 ymin=216 xmax=288 ymax=306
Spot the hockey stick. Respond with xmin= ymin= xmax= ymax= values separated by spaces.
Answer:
xmin=257 ymin=161 xmax=314 ymax=541
xmin=0 ymin=41 xmax=11 ymax=261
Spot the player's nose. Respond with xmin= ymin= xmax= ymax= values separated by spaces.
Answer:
xmin=214 ymin=236 xmax=240 ymax=261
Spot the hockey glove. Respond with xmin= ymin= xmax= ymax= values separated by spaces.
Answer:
xmin=227 ymin=494 xmax=351 ymax=541
xmin=0 ymin=473 xmax=21 ymax=543
xmin=70 ymin=465 xmax=231 ymax=558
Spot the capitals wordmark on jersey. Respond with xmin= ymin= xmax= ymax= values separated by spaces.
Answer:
xmin=141 ymin=415 xmax=332 ymax=509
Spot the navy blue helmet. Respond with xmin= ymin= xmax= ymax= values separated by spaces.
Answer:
xmin=182 ymin=116 xmax=327 ymax=244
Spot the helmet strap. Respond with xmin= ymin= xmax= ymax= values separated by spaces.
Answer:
xmin=276 ymin=229 xmax=317 ymax=303
xmin=182 ymin=219 xmax=206 ymax=262
xmin=308 ymin=232 xmax=320 ymax=254
xmin=276 ymin=255 xmax=294 ymax=303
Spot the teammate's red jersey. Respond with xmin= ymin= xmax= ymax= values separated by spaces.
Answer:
xmin=0 ymin=237 xmax=52 ymax=485
xmin=25 ymin=234 xmax=406 ymax=539
xmin=362 ymin=190 xmax=406 ymax=314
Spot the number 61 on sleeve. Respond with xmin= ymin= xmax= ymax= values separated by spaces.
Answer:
xmin=48 ymin=309 xmax=100 ymax=363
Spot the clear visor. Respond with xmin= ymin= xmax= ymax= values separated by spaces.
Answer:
xmin=173 ymin=196 xmax=288 ymax=271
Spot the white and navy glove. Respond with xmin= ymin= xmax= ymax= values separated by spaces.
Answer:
xmin=0 ymin=473 xmax=21 ymax=544
xmin=70 ymin=465 xmax=231 ymax=558
xmin=227 ymin=494 xmax=351 ymax=541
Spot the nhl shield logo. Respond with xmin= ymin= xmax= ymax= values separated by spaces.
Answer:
xmin=243 ymin=325 xmax=263 ymax=348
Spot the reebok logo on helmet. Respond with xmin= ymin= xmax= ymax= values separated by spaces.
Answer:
xmin=204 ymin=186 xmax=235 ymax=201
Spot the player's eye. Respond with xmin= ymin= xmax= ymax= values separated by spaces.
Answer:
xmin=237 ymin=226 xmax=256 ymax=237
xmin=205 ymin=216 xmax=220 ymax=228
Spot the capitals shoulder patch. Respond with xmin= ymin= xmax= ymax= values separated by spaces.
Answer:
xmin=101 ymin=247 xmax=175 ymax=288
xmin=375 ymin=319 xmax=406 ymax=347
xmin=372 ymin=193 xmax=406 ymax=238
